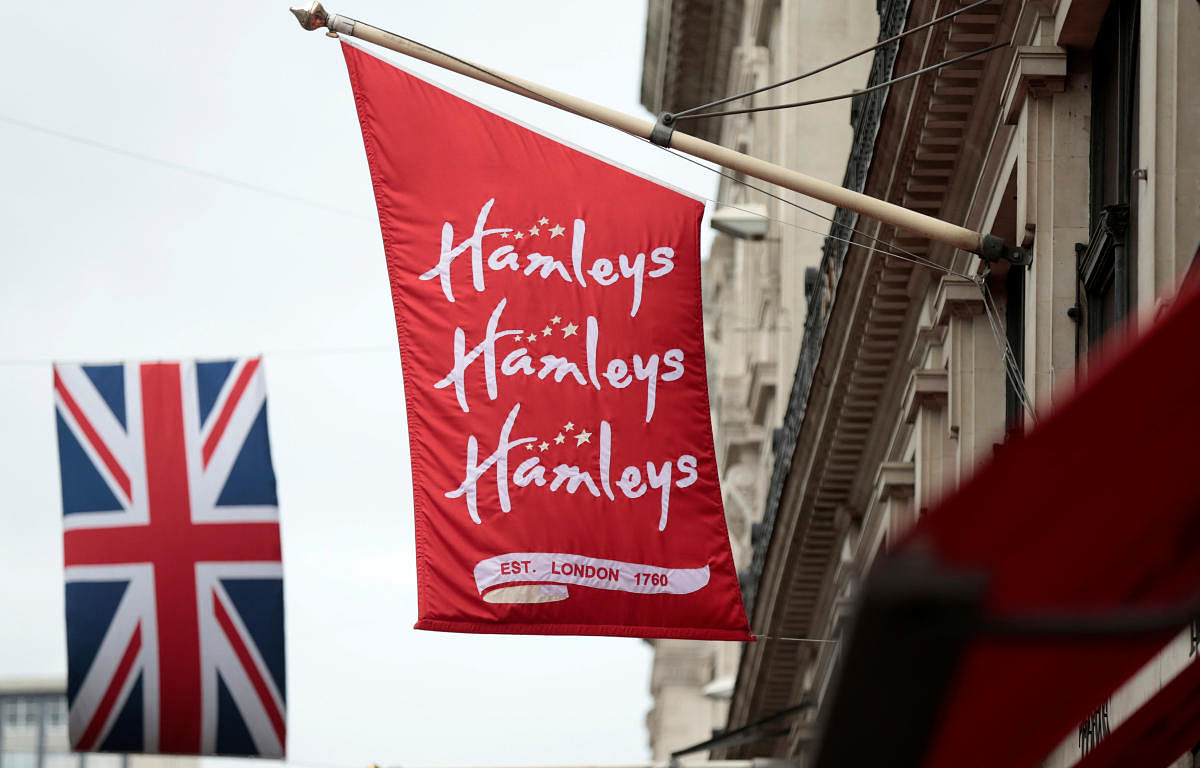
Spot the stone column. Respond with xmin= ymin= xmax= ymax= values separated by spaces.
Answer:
xmin=1005 ymin=14 xmax=1086 ymax=407
xmin=874 ymin=461 xmax=915 ymax=550
xmin=903 ymin=364 xmax=951 ymax=515
xmin=934 ymin=278 xmax=1006 ymax=485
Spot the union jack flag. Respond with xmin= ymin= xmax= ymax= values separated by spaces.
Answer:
xmin=55 ymin=359 xmax=286 ymax=757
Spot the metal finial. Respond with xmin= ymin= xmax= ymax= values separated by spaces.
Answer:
xmin=290 ymin=2 xmax=330 ymax=31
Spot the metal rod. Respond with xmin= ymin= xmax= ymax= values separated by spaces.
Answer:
xmin=290 ymin=2 xmax=988 ymax=256
xmin=670 ymin=701 xmax=815 ymax=759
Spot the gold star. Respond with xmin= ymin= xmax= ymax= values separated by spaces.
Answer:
xmin=563 ymin=421 xmax=575 ymax=432
xmin=526 ymin=333 xmax=537 ymax=343
xmin=554 ymin=432 xmax=566 ymax=444
xmin=562 ymin=322 xmax=578 ymax=338
xmin=539 ymin=441 xmax=550 ymax=451
xmin=542 ymin=326 xmax=552 ymax=336
xmin=514 ymin=231 xmax=525 ymax=240
xmin=538 ymin=217 xmax=549 ymax=225
xmin=550 ymin=315 xmax=561 ymax=324
xmin=549 ymin=224 xmax=566 ymax=238
xmin=575 ymin=429 xmax=592 ymax=446
xmin=529 ymin=225 xmax=540 ymax=236
xmin=525 ymin=443 xmax=534 ymax=450
xmin=500 ymin=231 xmax=510 ymax=238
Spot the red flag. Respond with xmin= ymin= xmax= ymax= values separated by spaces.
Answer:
xmin=342 ymin=42 xmax=750 ymax=640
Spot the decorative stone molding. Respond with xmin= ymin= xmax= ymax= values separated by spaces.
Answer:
xmin=1002 ymin=45 xmax=1068 ymax=125
xmin=649 ymin=645 xmax=716 ymax=689
xmin=909 ymin=322 xmax=949 ymax=370
xmin=903 ymin=369 xmax=950 ymax=424
xmin=874 ymin=461 xmax=915 ymax=502
xmin=933 ymin=277 xmax=987 ymax=326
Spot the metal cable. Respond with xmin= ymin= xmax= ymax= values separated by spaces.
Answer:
xmin=704 ymin=196 xmax=970 ymax=280
xmin=0 ymin=345 xmax=397 ymax=368
xmin=984 ymin=281 xmax=1038 ymax=421
xmin=978 ymin=279 xmax=1038 ymax=424
xmin=671 ymin=0 xmax=997 ymax=118
xmin=753 ymin=635 xmax=840 ymax=643
xmin=657 ymin=145 xmax=976 ymax=281
xmin=674 ymin=42 xmax=1009 ymax=122
xmin=0 ymin=113 xmax=371 ymax=222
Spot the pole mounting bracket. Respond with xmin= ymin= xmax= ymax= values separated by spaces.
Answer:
xmin=650 ymin=112 xmax=676 ymax=147
xmin=979 ymin=233 xmax=1033 ymax=267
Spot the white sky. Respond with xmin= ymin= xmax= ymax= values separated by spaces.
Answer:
xmin=0 ymin=2 xmax=721 ymax=766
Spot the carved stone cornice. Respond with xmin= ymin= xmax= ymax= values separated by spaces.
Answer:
xmin=1002 ymin=45 xmax=1068 ymax=125
xmin=903 ymin=368 xmax=949 ymax=425
xmin=874 ymin=461 xmax=915 ymax=501
xmin=909 ymin=322 xmax=949 ymax=370
xmin=933 ymin=277 xmax=986 ymax=326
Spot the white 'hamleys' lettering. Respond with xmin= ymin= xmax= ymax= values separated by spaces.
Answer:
xmin=445 ymin=404 xmax=699 ymax=530
xmin=434 ymin=299 xmax=685 ymax=422
xmin=418 ymin=198 xmax=677 ymax=317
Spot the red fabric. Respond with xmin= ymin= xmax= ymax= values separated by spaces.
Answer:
xmin=342 ymin=42 xmax=750 ymax=640
xmin=1074 ymin=658 xmax=1200 ymax=768
xmin=902 ymin=272 xmax=1200 ymax=768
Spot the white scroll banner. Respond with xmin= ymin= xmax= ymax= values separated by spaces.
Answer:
xmin=474 ymin=552 xmax=710 ymax=603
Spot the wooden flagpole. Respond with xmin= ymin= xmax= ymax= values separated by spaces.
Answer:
xmin=290 ymin=2 xmax=1023 ymax=263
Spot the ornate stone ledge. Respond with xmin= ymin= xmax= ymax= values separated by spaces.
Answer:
xmin=903 ymin=368 xmax=950 ymax=424
xmin=1002 ymin=45 xmax=1068 ymax=125
xmin=875 ymin=461 xmax=916 ymax=502
xmin=933 ymin=277 xmax=987 ymax=325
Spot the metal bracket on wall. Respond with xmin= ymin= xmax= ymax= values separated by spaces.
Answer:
xmin=979 ymin=223 xmax=1035 ymax=267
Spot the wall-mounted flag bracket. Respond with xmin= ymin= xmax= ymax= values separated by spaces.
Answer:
xmin=979 ymin=234 xmax=1032 ymax=266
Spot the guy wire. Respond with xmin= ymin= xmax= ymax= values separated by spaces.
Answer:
xmin=752 ymin=634 xmax=840 ymax=644
xmin=674 ymin=42 xmax=1009 ymax=122
xmin=657 ymin=144 xmax=975 ymax=281
xmin=671 ymin=0 xmax=996 ymax=118
xmin=977 ymin=278 xmax=1039 ymax=424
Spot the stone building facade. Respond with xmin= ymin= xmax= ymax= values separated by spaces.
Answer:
xmin=0 ymin=679 xmax=195 ymax=768
xmin=639 ymin=0 xmax=878 ymax=760
xmin=709 ymin=0 xmax=1200 ymax=765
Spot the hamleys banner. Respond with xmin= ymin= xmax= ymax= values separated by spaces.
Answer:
xmin=342 ymin=41 xmax=750 ymax=640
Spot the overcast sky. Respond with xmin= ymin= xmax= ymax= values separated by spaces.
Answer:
xmin=0 ymin=2 xmax=721 ymax=766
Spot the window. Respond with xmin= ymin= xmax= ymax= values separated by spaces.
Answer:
xmin=2 ymin=698 xmax=27 ymax=727
xmin=46 ymin=696 xmax=67 ymax=727
xmin=1077 ymin=204 xmax=1130 ymax=348
xmin=1078 ymin=0 xmax=1139 ymax=352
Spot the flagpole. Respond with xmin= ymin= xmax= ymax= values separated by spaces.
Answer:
xmin=290 ymin=2 xmax=1025 ymax=265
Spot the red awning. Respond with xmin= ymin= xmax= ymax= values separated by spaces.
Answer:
xmin=1074 ymin=656 xmax=1200 ymax=768
xmin=913 ymin=268 xmax=1200 ymax=768
xmin=811 ymin=262 xmax=1200 ymax=768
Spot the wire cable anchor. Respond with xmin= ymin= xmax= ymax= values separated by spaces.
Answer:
xmin=650 ymin=112 xmax=676 ymax=147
